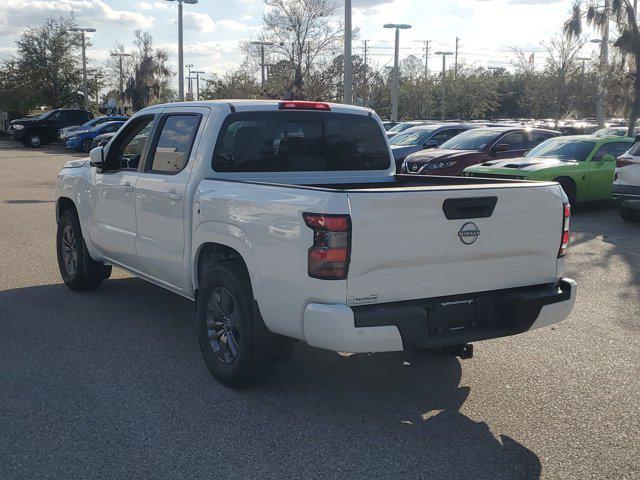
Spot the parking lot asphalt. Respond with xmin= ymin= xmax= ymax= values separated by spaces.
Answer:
xmin=0 ymin=140 xmax=638 ymax=480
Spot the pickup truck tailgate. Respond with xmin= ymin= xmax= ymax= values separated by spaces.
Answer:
xmin=346 ymin=183 xmax=564 ymax=306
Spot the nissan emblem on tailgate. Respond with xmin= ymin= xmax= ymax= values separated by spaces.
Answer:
xmin=458 ymin=222 xmax=480 ymax=245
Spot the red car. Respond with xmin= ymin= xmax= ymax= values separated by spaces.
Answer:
xmin=401 ymin=127 xmax=560 ymax=176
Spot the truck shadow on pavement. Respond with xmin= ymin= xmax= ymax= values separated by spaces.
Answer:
xmin=0 ymin=277 xmax=541 ymax=480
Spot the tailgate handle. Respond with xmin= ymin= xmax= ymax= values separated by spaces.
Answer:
xmin=443 ymin=196 xmax=498 ymax=220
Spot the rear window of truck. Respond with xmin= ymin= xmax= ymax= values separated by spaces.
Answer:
xmin=212 ymin=111 xmax=390 ymax=172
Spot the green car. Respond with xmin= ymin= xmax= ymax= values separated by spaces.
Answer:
xmin=463 ymin=135 xmax=634 ymax=204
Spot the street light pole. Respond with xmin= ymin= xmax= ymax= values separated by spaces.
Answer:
xmin=344 ymin=0 xmax=353 ymax=104
xmin=435 ymin=51 xmax=453 ymax=121
xmin=110 ymin=52 xmax=132 ymax=113
xmin=70 ymin=27 xmax=96 ymax=110
xmin=383 ymin=23 xmax=412 ymax=122
xmin=185 ymin=63 xmax=193 ymax=99
xmin=166 ymin=0 xmax=198 ymax=102
xmin=192 ymin=71 xmax=205 ymax=101
xmin=250 ymin=41 xmax=274 ymax=88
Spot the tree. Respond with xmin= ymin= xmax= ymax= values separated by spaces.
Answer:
xmin=200 ymin=67 xmax=262 ymax=100
xmin=565 ymin=0 xmax=640 ymax=135
xmin=9 ymin=18 xmax=83 ymax=109
xmin=124 ymin=31 xmax=175 ymax=111
xmin=253 ymin=0 xmax=342 ymax=99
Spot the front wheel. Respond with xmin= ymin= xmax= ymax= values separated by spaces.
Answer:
xmin=81 ymin=138 xmax=93 ymax=153
xmin=24 ymin=133 xmax=43 ymax=148
xmin=197 ymin=262 xmax=277 ymax=387
xmin=56 ymin=210 xmax=111 ymax=291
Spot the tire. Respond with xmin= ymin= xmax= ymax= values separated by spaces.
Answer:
xmin=196 ymin=261 xmax=277 ymax=387
xmin=56 ymin=210 xmax=111 ymax=291
xmin=81 ymin=139 xmax=93 ymax=153
xmin=555 ymin=177 xmax=577 ymax=206
xmin=26 ymin=134 xmax=43 ymax=148
xmin=619 ymin=205 xmax=637 ymax=222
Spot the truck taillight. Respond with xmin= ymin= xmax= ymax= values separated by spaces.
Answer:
xmin=558 ymin=202 xmax=570 ymax=258
xmin=303 ymin=213 xmax=351 ymax=280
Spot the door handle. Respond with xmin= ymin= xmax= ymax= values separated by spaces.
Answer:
xmin=122 ymin=182 xmax=134 ymax=193
xmin=165 ymin=191 xmax=182 ymax=201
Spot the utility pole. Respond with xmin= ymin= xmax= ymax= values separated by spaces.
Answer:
xmin=71 ymin=27 xmax=96 ymax=110
xmin=251 ymin=41 xmax=274 ymax=88
xmin=435 ymin=51 xmax=453 ymax=121
xmin=592 ymin=0 xmax=610 ymax=127
xmin=166 ymin=0 xmax=199 ymax=102
xmin=384 ymin=23 xmax=412 ymax=122
xmin=344 ymin=0 xmax=353 ymax=104
xmin=185 ymin=63 xmax=194 ymax=100
xmin=110 ymin=52 xmax=132 ymax=113
xmin=454 ymin=36 xmax=460 ymax=78
xmin=425 ymin=40 xmax=430 ymax=78
xmin=192 ymin=71 xmax=205 ymax=101
xmin=363 ymin=40 xmax=369 ymax=106
xmin=577 ymin=56 xmax=590 ymax=76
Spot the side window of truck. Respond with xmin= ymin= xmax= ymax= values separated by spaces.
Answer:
xmin=592 ymin=142 xmax=631 ymax=161
xmin=146 ymin=114 xmax=201 ymax=175
xmin=105 ymin=115 xmax=155 ymax=172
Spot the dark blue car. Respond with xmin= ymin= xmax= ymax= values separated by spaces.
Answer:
xmin=66 ymin=121 xmax=125 ymax=153
xmin=58 ymin=115 xmax=127 ymax=141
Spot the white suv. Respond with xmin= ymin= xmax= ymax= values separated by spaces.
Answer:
xmin=613 ymin=137 xmax=640 ymax=221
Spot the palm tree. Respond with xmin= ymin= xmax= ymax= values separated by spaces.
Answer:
xmin=565 ymin=0 xmax=640 ymax=136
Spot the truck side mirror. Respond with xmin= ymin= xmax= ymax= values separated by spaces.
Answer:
xmin=89 ymin=146 xmax=105 ymax=169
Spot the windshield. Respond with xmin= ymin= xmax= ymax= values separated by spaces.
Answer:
xmin=388 ymin=122 xmax=418 ymax=133
xmin=389 ymin=130 xmax=433 ymax=146
xmin=36 ymin=111 xmax=52 ymax=119
xmin=594 ymin=128 xmax=626 ymax=137
xmin=439 ymin=129 xmax=498 ymax=150
xmin=525 ymin=138 xmax=596 ymax=162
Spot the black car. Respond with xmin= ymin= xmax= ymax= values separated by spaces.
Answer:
xmin=8 ymin=109 xmax=93 ymax=147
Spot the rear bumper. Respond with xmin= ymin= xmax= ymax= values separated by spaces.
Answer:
xmin=612 ymin=184 xmax=640 ymax=203
xmin=303 ymin=278 xmax=576 ymax=353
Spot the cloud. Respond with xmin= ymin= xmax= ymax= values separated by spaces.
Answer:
xmin=0 ymin=0 xmax=154 ymax=35
xmin=181 ymin=13 xmax=258 ymax=34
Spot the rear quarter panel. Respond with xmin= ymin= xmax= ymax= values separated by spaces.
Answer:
xmin=193 ymin=181 xmax=350 ymax=340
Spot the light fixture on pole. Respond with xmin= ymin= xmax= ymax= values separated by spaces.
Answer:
xmin=192 ymin=70 xmax=205 ymax=101
xmin=110 ymin=52 xmax=132 ymax=113
xmin=435 ymin=51 xmax=453 ymax=121
xmin=70 ymin=27 xmax=96 ymax=110
xmin=166 ymin=0 xmax=199 ymax=102
xmin=383 ymin=23 xmax=412 ymax=122
xmin=250 ymin=41 xmax=274 ymax=88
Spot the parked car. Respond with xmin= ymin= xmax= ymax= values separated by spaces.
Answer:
xmin=91 ymin=132 xmax=117 ymax=149
xmin=463 ymin=135 xmax=633 ymax=205
xmin=386 ymin=120 xmax=431 ymax=138
xmin=381 ymin=121 xmax=399 ymax=131
xmin=612 ymin=136 xmax=640 ymax=221
xmin=55 ymin=100 xmax=576 ymax=387
xmin=593 ymin=127 xmax=638 ymax=138
xmin=402 ymin=127 xmax=560 ymax=176
xmin=59 ymin=115 xmax=128 ymax=140
xmin=65 ymin=121 xmax=125 ymax=153
xmin=389 ymin=124 xmax=481 ymax=171
xmin=8 ymin=109 xmax=93 ymax=147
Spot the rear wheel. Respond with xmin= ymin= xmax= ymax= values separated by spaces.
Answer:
xmin=197 ymin=262 xmax=277 ymax=387
xmin=56 ymin=210 xmax=111 ymax=291
xmin=619 ymin=204 xmax=637 ymax=222
xmin=555 ymin=177 xmax=577 ymax=206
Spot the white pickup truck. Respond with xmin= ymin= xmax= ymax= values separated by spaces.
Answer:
xmin=55 ymin=100 xmax=576 ymax=387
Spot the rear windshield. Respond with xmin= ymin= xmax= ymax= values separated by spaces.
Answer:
xmin=213 ymin=111 xmax=390 ymax=172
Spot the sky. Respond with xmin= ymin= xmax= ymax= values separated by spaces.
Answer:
xmin=0 ymin=0 xmax=603 ymax=86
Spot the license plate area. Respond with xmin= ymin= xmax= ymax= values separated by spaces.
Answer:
xmin=426 ymin=296 xmax=496 ymax=341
